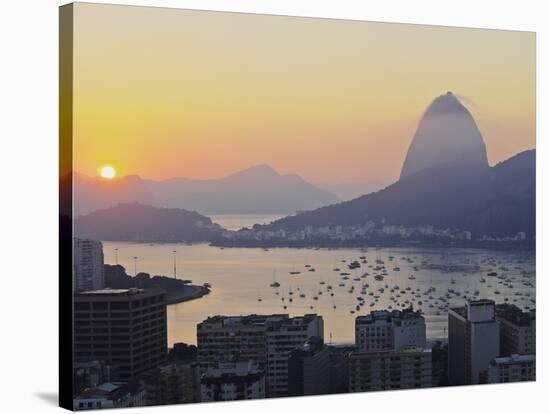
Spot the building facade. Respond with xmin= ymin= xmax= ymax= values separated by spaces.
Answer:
xmin=74 ymin=238 xmax=105 ymax=291
xmin=349 ymin=347 xmax=432 ymax=392
xmin=200 ymin=361 xmax=265 ymax=402
xmin=488 ymin=354 xmax=536 ymax=383
xmin=327 ymin=345 xmax=352 ymax=394
xmin=495 ymin=304 xmax=536 ymax=356
xmin=265 ymin=314 xmax=324 ymax=397
xmin=74 ymin=360 xmax=112 ymax=396
xmin=74 ymin=288 xmax=167 ymax=381
xmin=141 ymin=362 xmax=200 ymax=406
xmin=448 ymin=300 xmax=500 ymax=385
xmin=197 ymin=315 xmax=268 ymax=374
xmin=355 ymin=308 xmax=426 ymax=353
xmin=197 ymin=314 xmax=323 ymax=398
xmin=287 ymin=337 xmax=331 ymax=396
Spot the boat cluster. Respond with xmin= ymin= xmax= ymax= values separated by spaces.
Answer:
xmin=261 ymin=250 xmax=535 ymax=316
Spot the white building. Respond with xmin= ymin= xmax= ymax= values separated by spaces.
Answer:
xmin=200 ymin=361 xmax=265 ymax=402
xmin=355 ymin=308 xmax=426 ymax=353
xmin=74 ymin=238 xmax=105 ymax=291
xmin=448 ymin=300 xmax=500 ymax=385
xmin=489 ymin=354 xmax=536 ymax=383
xmin=197 ymin=314 xmax=323 ymax=398
xmin=73 ymin=382 xmax=145 ymax=410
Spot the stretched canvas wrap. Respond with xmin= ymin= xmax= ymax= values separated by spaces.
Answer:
xmin=59 ymin=3 xmax=536 ymax=411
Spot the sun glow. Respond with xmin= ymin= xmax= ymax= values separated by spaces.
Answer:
xmin=99 ymin=165 xmax=116 ymax=179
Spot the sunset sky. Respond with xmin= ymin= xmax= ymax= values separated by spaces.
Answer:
xmin=72 ymin=3 xmax=535 ymax=185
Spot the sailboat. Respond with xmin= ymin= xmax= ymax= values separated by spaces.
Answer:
xmin=269 ymin=270 xmax=280 ymax=288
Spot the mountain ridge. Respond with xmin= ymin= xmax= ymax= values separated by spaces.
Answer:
xmin=257 ymin=149 xmax=535 ymax=241
xmin=74 ymin=165 xmax=340 ymax=216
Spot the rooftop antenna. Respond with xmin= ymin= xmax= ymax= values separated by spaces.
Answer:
xmin=173 ymin=250 xmax=177 ymax=279
xmin=114 ymin=248 xmax=119 ymax=265
xmin=329 ymin=332 xmax=333 ymax=345
xmin=133 ymin=256 xmax=138 ymax=276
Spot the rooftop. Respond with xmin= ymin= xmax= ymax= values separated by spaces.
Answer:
xmin=449 ymin=305 xmax=467 ymax=318
xmin=202 ymin=361 xmax=264 ymax=382
xmin=450 ymin=299 xmax=496 ymax=320
xmin=79 ymin=288 xmax=143 ymax=295
xmin=491 ymin=354 xmax=536 ymax=366
xmin=75 ymin=287 xmax=165 ymax=298
xmin=74 ymin=382 xmax=142 ymax=401
xmin=351 ymin=347 xmax=431 ymax=358
xmin=496 ymin=303 xmax=535 ymax=326
xmin=356 ymin=307 xmax=424 ymax=325
xmin=469 ymin=299 xmax=496 ymax=306
xmin=199 ymin=313 xmax=321 ymax=328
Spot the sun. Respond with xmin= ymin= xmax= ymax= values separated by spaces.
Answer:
xmin=99 ymin=165 xmax=117 ymax=179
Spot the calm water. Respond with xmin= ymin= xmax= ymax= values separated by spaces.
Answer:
xmin=210 ymin=214 xmax=286 ymax=231
xmin=103 ymin=242 xmax=535 ymax=347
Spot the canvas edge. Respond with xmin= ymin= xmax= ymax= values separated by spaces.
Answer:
xmin=59 ymin=2 xmax=75 ymax=411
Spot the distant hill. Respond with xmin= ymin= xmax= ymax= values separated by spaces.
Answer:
xmin=74 ymin=173 xmax=155 ymax=216
xmin=74 ymin=165 xmax=339 ymax=216
xmin=259 ymin=150 xmax=534 ymax=241
xmin=145 ymin=164 xmax=340 ymax=214
xmin=74 ymin=203 xmax=223 ymax=242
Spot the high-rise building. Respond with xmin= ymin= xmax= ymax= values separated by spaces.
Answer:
xmin=74 ymin=288 xmax=167 ymax=381
xmin=430 ymin=341 xmax=449 ymax=387
xmin=265 ymin=314 xmax=324 ymax=397
xmin=327 ymin=345 xmax=352 ymax=394
xmin=74 ymin=238 xmax=105 ymax=291
xmin=349 ymin=347 xmax=432 ymax=392
xmin=141 ymin=362 xmax=200 ymax=405
xmin=495 ymin=303 xmax=536 ymax=356
xmin=200 ymin=361 xmax=265 ymax=402
xmin=197 ymin=315 xmax=268 ymax=373
xmin=448 ymin=299 xmax=500 ymax=385
xmin=287 ymin=338 xmax=351 ymax=396
xmin=287 ymin=337 xmax=331 ymax=396
xmin=197 ymin=314 xmax=323 ymax=397
xmin=355 ymin=307 xmax=426 ymax=352
xmin=350 ymin=307 xmax=431 ymax=392
xmin=488 ymin=354 xmax=536 ymax=383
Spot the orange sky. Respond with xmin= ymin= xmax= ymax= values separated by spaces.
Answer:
xmin=72 ymin=3 xmax=535 ymax=184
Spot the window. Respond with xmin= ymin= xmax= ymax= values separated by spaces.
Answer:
xmin=111 ymin=302 xmax=129 ymax=310
xmin=75 ymin=303 xmax=90 ymax=311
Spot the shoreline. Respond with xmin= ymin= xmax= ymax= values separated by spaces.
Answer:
xmin=166 ymin=284 xmax=210 ymax=305
xmin=102 ymin=240 xmax=535 ymax=252
xmin=209 ymin=240 xmax=536 ymax=251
